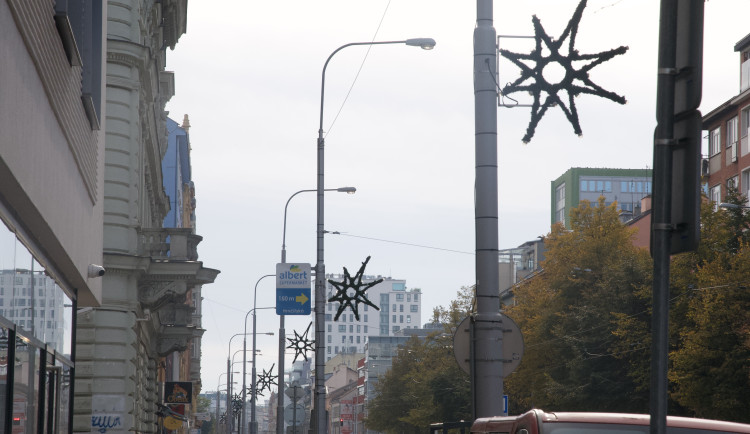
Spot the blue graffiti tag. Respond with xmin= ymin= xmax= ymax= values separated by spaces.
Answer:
xmin=91 ymin=415 xmax=122 ymax=433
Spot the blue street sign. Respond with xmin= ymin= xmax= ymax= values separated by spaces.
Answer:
xmin=503 ymin=395 xmax=508 ymax=416
xmin=276 ymin=263 xmax=312 ymax=315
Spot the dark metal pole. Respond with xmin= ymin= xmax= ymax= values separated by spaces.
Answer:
xmin=651 ymin=1 xmax=678 ymax=434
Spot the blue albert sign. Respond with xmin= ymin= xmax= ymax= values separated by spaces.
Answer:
xmin=276 ymin=263 xmax=311 ymax=315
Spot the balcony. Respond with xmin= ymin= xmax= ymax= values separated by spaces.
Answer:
xmin=139 ymin=228 xmax=202 ymax=261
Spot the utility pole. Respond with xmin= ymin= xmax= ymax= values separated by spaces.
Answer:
xmin=473 ymin=0 xmax=504 ymax=418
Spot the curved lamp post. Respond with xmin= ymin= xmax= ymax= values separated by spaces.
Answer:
xmin=243 ymin=273 xmax=276 ymax=434
xmin=277 ymin=186 xmax=355 ymax=434
xmin=314 ymin=37 xmax=435 ymax=434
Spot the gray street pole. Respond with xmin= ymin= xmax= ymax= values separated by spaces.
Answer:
xmin=473 ymin=0 xmax=503 ymax=418
xmin=243 ymin=275 xmax=275 ymax=434
xmin=279 ymin=187 xmax=354 ymax=434
xmin=316 ymin=38 xmax=434 ymax=434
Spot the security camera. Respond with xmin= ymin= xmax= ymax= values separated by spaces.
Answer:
xmin=88 ymin=264 xmax=106 ymax=278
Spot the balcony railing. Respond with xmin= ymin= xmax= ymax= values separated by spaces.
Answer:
xmin=139 ymin=228 xmax=202 ymax=260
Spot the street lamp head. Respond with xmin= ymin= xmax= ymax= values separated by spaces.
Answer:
xmin=337 ymin=186 xmax=357 ymax=194
xmin=405 ymin=38 xmax=436 ymax=50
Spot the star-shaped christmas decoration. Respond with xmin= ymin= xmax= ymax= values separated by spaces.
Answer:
xmin=499 ymin=0 xmax=628 ymax=143
xmin=256 ymin=364 xmax=277 ymax=396
xmin=328 ymin=256 xmax=382 ymax=321
xmin=287 ymin=322 xmax=315 ymax=363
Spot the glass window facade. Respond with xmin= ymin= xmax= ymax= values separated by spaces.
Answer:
xmin=1 ymin=216 xmax=75 ymax=434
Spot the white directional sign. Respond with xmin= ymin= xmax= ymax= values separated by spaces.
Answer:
xmin=276 ymin=263 xmax=312 ymax=315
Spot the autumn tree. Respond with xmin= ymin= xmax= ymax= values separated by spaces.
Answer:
xmin=366 ymin=287 xmax=473 ymax=433
xmin=668 ymin=188 xmax=750 ymax=421
xmin=505 ymin=197 xmax=652 ymax=412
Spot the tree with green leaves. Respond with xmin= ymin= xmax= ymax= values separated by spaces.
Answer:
xmin=505 ymin=197 xmax=652 ymax=412
xmin=366 ymin=287 xmax=473 ymax=433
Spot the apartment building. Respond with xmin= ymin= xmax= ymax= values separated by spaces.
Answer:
xmin=551 ymin=167 xmax=653 ymax=227
xmin=703 ymin=32 xmax=750 ymax=202
xmin=324 ymin=276 xmax=421 ymax=361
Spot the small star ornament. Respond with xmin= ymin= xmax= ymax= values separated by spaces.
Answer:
xmin=287 ymin=322 xmax=315 ymax=363
xmin=328 ymin=256 xmax=382 ymax=321
xmin=500 ymin=0 xmax=628 ymax=143
xmin=256 ymin=364 xmax=277 ymax=396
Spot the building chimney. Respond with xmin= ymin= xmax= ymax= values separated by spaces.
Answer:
xmin=641 ymin=195 xmax=652 ymax=213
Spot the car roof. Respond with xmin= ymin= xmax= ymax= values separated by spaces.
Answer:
xmin=472 ymin=410 xmax=750 ymax=433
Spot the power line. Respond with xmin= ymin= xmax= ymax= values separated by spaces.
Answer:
xmin=326 ymin=231 xmax=475 ymax=255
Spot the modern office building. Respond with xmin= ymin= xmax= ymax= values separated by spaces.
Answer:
xmin=324 ymin=275 xmax=421 ymax=360
xmin=551 ymin=167 xmax=653 ymax=227
xmin=703 ymin=32 xmax=750 ymax=203
xmin=1 ymin=0 xmax=106 ymax=431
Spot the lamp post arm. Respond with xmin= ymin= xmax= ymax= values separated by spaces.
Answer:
xmin=318 ymin=40 xmax=409 ymax=136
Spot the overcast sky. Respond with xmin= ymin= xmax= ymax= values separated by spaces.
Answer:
xmin=163 ymin=0 xmax=750 ymax=394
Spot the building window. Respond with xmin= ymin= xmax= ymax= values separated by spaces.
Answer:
xmin=728 ymin=176 xmax=739 ymax=190
xmin=392 ymin=282 xmax=405 ymax=291
xmin=555 ymin=183 xmax=566 ymax=223
xmin=407 ymin=294 xmax=411 ymax=302
xmin=349 ymin=314 xmax=353 ymax=322
xmin=364 ymin=314 xmax=368 ymax=322
xmin=392 ymin=304 xmax=396 ymax=312
xmin=357 ymin=336 xmax=361 ymax=344
xmin=709 ymin=127 xmax=721 ymax=156
xmin=392 ymin=315 xmax=396 ymax=323
xmin=380 ymin=326 xmax=388 ymax=335
xmin=742 ymin=106 xmax=750 ymax=138
xmin=399 ymin=315 xmax=403 ymax=323
xmin=728 ymin=116 xmax=739 ymax=148
xmin=338 ymin=325 xmax=346 ymax=332
xmin=399 ymin=305 xmax=404 ymax=312
xmin=335 ymin=346 xmax=339 ymax=353
xmin=364 ymin=325 xmax=368 ymax=333
xmin=710 ymin=184 xmax=721 ymax=205
xmin=410 ymin=305 xmax=418 ymax=312
xmin=342 ymin=336 xmax=346 ymax=343
xmin=325 ymin=314 xmax=332 ymax=321
xmin=328 ymin=303 xmax=332 ymax=311
xmin=53 ymin=0 xmax=104 ymax=128
xmin=407 ymin=316 xmax=411 ymax=323
xmin=392 ymin=326 xmax=400 ymax=333
xmin=357 ymin=325 xmax=361 ymax=333
xmin=328 ymin=324 xmax=332 ymax=332
xmin=349 ymin=325 xmax=353 ymax=333
xmin=396 ymin=293 xmax=404 ymax=301
xmin=413 ymin=294 xmax=418 ymax=302
xmin=328 ymin=335 xmax=332 ymax=343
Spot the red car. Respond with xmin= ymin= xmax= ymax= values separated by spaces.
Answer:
xmin=471 ymin=409 xmax=750 ymax=434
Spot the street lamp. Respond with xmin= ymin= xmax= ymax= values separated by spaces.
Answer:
xmin=314 ymin=38 xmax=435 ymax=434
xmin=278 ymin=186 xmax=356 ymax=434
xmin=228 ymin=332 xmax=254 ymax=434
xmin=243 ymin=274 xmax=276 ymax=434
xmin=218 ymin=372 xmax=238 ymax=429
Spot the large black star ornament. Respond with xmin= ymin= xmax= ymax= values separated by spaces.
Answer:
xmin=328 ymin=256 xmax=382 ymax=321
xmin=287 ymin=322 xmax=315 ymax=363
xmin=256 ymin=364 xmax=277 ymax=396
xmin=500 ymin=0 xmax=628 ymax=143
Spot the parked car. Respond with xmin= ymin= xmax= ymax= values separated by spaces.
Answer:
xmin=471 ymin=409 xmax=750 ymax=434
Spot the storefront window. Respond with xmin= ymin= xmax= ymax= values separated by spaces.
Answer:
xmin=13 ymin=335 xmax=39 ymax=433
xmin=0 ymin=325 xmax=8 ymax=431
xmin=0 ymin=221 xmax=73 ymax=356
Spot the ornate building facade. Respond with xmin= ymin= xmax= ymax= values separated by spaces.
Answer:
xmin=72 ymin=1 xmax=218 ymax=433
